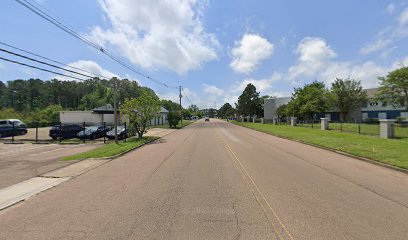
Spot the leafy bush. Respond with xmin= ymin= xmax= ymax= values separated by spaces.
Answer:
xmin=168 ymin=111 xmax=181 ymax=128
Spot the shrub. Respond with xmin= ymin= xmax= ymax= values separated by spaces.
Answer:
xmin=168 ymin=111 xmax=181 ymax=128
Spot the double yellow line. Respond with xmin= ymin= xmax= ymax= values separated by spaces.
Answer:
xmin=216 ymin=127 xmax=294 ymax=240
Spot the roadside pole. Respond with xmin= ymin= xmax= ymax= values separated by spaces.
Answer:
xmin=179 ymin=86 xmax=183 ymax=124
xmin=113 ymin=78 xmax=118 ymax=144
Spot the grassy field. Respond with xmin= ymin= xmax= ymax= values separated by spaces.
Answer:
xmin=63 ymin=136 xmax=159 ymax=160
xmin=296 ymin=122 xmax=408 ymax=138
xmin=151 ymin=120 xmax=193 ymax=129
xmin=233 ymin=121 xmax=408 ymax=169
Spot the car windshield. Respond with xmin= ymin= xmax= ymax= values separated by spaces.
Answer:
xmin=85 ymin=126 xmax=99 ymax=132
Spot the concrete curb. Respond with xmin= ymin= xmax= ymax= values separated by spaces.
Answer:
xmin=232 ymin=122 xmax=408 ymax=174
xmin=95 ymin=137 xmax=161 ymax=160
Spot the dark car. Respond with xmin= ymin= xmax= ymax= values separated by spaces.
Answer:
xmin=106 ymin=126 xmax=128 ymax=140
xmin=49 ymin=124 xmax=83 ymax=140
xmin=77 ymin=126 xmax=112 ymax=140
xmin=0 ymin=119 xmax=28 ymax=138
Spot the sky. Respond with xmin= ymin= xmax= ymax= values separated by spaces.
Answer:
xmin=1 ymin=0 xmax=408 ymax=108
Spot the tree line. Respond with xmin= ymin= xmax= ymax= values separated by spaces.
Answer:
xmin=217 ymin=66 xmax=408 ymax=122
xmin=0 ymin=77 xmax=200 ymax=126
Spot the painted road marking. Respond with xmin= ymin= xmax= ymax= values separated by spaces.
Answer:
xmin=216 ymin=125 xmax=294 ymax=240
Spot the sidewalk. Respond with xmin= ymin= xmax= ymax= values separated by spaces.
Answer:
xmin=145 ymin=127 xmax=177 ymax=138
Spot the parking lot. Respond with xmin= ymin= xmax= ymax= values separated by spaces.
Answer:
xmin=0 ymin=143 xmax=101 ymax=188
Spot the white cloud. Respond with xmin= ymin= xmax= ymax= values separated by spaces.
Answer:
xmin=399 ymin=7 xmax=408 ymax=25
xmin=88 ymin=0 xmax=218 ymax=74
xmin=386 ymin=3 xmax=395 ymax=14
xmin=360 ymin=37 xmax=392 ymax=55
xmin=56 ymin=60 xmax=118 ymax=81
xmin=318 ymin=61 xmax=386 ymax=88
xmin=230 ymin=34 xmax=274 ymax=74
xmin=361 ymin=7 xmax=408 ymax=55
xmin=288 ymin=37 xmax=336 ymax=79
xmin=203 ymin=84 xmax=224 ymax=97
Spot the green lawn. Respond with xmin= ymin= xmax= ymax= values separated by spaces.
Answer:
xmin=233 ymin=121 xmax=408 ymax=169
xmin=150 ymin=120 xmax=193 ymax=129
xmin=63 ymin=136 xmax=159 ymax=160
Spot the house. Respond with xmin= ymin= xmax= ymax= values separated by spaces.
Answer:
xmin=263 ymin=88 xmax=408 ymax=122
xmin=60 ymin=104 xmax=169 ymax=126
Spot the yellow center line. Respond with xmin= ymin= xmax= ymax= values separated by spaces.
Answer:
xmin=215 ymin=125 xmax=294 ymax=240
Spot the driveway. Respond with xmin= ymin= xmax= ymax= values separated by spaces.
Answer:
xmin=0 ymin=143 xmax=100 ymax=188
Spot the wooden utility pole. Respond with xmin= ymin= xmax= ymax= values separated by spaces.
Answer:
xmin=179 ymin=86 xmax=183 ymax=123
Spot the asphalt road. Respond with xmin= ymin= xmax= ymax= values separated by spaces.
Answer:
xmin=0 ymin=143 xmax=100 ymax=188
xmin=0 ymin=119 xmax=407 ymax=239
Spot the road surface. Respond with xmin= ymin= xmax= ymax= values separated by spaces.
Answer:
xmin=0 ymin=119 xmax=407 ymax=239
xmin=0 ymin=143 xmax=100 ymax=188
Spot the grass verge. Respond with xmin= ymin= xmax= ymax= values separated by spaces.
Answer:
xmin=233 ymin=121 xmax=408 ymax=170
xmin=63 ymin=136 xmax=159 ymax=160
xmin=150 ymin=120 xmax=193 ymax=129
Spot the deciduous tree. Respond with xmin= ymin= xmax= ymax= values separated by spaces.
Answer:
xmin=377 ymin=67 xmax=408 ymax=110
xmin=236 ymin=83 xmax=262 ymax=117
xmin=121 ymin=90 xmax=160 ymax=139
xmin=330 ymin=78 xmax=367 ymax=121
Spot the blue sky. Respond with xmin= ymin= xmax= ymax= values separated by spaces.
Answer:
xmin=1 ymin=0 xmax=408 ymax=108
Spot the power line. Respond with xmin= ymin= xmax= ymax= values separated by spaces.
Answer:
xmin=0 ymin=47 xmax=95 ymax=79
xmin=0 ymin=56 xmax=87 ymax=81
xmin=182 ymin=88 xmax=192 ymax=105
xmin=14 ymin=0 xmax=178 ymax=89
xmin=0 ymin=41 xmax=111 ymax=79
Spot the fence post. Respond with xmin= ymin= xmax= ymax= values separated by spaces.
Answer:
xmin=103 ymin=122 xmax=106 ymax=144
xmin=35 ymin=122 xmax=38 ymax=143
xmin=358 ymin=122 xmax=361 ymax=134
xmin=59 ymin=122 xmax=62 ymax=143
xmin=290 ymin=117 xmax=297 ymax=127
xmin=11 ymin=121 xmax=15 ymax=143
xmin=321 ymin=118 xmax=329 ymax=130
xmin=124 ymin=122 xmax=127 ymax=142
xmin=83 ymin=122 xmax=86 ymax=143
xmin=379 ymin=119 xmax=396 ymax=139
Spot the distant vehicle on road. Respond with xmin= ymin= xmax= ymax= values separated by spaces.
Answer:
xmin=205 ymin=116 xmax=210 ymax=122
xmin=49 ymin=124 xmax=83 ymax=140
xmin=106 ymin=126 xmax=128 ymax=140
xmin=0 ymin=119 xmax=28 ymax=138
xmin=77 ymin=126 xmax=112 ymax=140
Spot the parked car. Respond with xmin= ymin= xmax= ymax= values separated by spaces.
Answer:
xmin=106 ymin=126 xmax=128 ymax=140
xmin=205 ymin=116 xmax=210 ymax=122
xmin=0 ymin=119 xmax=28 ymax=138
xmin=77 ymin=126 xmax=112 ymax=140
xmin=49 ymin=124 xmax=83 ymax=140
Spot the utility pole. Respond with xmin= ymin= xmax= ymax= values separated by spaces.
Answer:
xmin=113 ymin=78 xmax=118 ymax=144
xmin=179 ymin=86 xmax=183 ymax=123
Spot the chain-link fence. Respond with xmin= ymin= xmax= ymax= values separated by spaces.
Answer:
xmin=0 ymin=121 xmax=133 ymax=144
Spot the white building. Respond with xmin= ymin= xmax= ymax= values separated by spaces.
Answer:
xmin=60 ymin=104 xmax=169 ymax=126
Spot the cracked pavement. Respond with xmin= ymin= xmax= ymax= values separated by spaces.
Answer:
xmin=0 ymin=119 xmax=407 ymax=239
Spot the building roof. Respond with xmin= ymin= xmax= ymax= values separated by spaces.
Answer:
xmin=93 ymin=104 xmax=118 ymax=114
xmin=160 ymin=107 xmax=169 ymax=113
